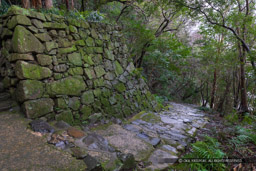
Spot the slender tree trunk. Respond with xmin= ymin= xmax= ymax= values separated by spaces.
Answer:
xmin=45 ymin=0 xmax=53 ymax=9
xmin=71 ymin=0 xmax=74 ymax=9
xmin=218 ymin=78 xmax=231 ymax=115
xmin=65 ymin=0 xmax=69 ymax=10
xmin=22 ymin=0 xmax=30 ymax=8
xmin=210 ymin=69 xmax=217 ymax=108
xmin=238 ymin=45 xmax=249 ymax=113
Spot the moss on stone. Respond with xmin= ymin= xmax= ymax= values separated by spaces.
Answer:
xmin=46 ymin=76 xmax=86 ymax=96
xmin=81 ymin=90 xmax=94 ymax=105
xmin=114 ymin=83 xmax=126 ymax=93
xmin=58 ymin=45 xmax=77 ymax=54
xmin=15 ymin=61 xmax=52 ymax=80
xmin=56 ymin=109 xmax=74 ymax=126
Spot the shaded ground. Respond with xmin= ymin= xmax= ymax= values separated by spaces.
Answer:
xmin=0 ymin=112 xmax=86 ymax=171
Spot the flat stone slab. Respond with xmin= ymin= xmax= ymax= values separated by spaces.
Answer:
xmin=96 ymin=124 xmax=154 ymax=161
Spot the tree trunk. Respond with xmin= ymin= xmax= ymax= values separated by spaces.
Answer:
xmin=210 ymin=69 xmax=217 ymax=108
xmin=238 ymin=45 xmax=249 ymax=113
xmin=71 ymin=0 xmax=74 ymax=9
xmin=22 ymin=0 xmax=30 ymax=8
xmin=45 ymin=0 xmax=53 ymax=9
xmin=218 ymin=78 xmax=231 ymax=115
xmin=65 ymin=0 xmax=69 ymax=10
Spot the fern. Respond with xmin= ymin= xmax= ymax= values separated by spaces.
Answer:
xmin=179 ymin=136 xmax=226 ymax=171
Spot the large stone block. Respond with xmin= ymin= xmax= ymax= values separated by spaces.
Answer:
xmin=7 ymin=15 xmax=31 ymax=29
xmin=15 ymin=61 xmax=52 ymax=80
xmin=81 ymin=90 xmax=94 ymax=105
xmin=16 ymin=80 xmax=45 ymax=102
xmin=68 ymin=52 xmax=83 ymax=66
xmin=46 ymin=76 xmax=86 ymax=96
xmin=12 ymin=26 xmax=45 ymax=53
xmin=23 ymin=98 xmax=54 ymax=118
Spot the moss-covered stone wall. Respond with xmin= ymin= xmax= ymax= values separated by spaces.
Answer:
xmin=0 ymin=6 xmax=158 ymax=125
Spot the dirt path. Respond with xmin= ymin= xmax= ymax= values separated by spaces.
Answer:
xmin=0 ymin=112 xmax=86 ymax=171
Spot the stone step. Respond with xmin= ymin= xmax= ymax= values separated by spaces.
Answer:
xmin=0 ymin=93 xmax=11 ymax=102
xmin=0 ymin=100 xmax=16 ymax=112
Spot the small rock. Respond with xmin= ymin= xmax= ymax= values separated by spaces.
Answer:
xmin=162 ymin=145 xmax=178 ymax=154
xmin=150 ymin=137 xmax=161 ymax=147
xmin=83 ymin=155 xmax=102 ymax=171
xmin=123 ymin=124 xmax=140 ymax=133
xmin=137 ymin=132 xmax=150 ymax=142
xmin=183 ymin=119 xmax=192 ymax=123
xmin=67 ymin=127 xmax=85 ymax=138
xmin=82 ymin=133 xmax=114 ymax=152
xmin=54 ymin=121 xmax=71 ymax=130
xmin=71 ymin=147 xmax=87 ymax=159
xmin=117 ymin=153 xmax=136 ymax=170
xmin=55 ymin=141 xmax=67 ymax=149
xmin=30 ymin=119 xmax=54 ymax=133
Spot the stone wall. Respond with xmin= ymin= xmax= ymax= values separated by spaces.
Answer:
xmin=0 ymin=6 xmax=158 ymax=125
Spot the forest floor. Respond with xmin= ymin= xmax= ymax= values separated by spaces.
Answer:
xmin=0 ymin=102 xmax=255 ymax=170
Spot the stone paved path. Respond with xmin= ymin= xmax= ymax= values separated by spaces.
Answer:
xmin=93 ymin=102 xmax=209 ymax=170
xmin=0 ymin=112 xmax=86 ymax=171
xmin=0 ymin=102 xmax=209 ymax=170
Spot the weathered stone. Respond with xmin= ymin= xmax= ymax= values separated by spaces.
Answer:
xmin=54 ymin=120 xmax=71 ymax=130
xmin=7 ymin=15 xmax=31 ymax=29
xmin=56 ymin=109 xmax=74 ymax=125
xmin=104 ymin=72 xmax=115 ymax=81
xmin=81 ymin=91 xmax=94 ymax=105
xmin=114 ymin=61 xmax=124 ymax=76
xmin=45 ymin=41 xmax=58 ymax=52
xmin=12 ymin=26 xmax=45 ymax=53
xmin=83 ymin=155 xmax=102 ymax=171
xmin=114 ymin=83 xmax=126 ymax=92
xmin=80 ymin=105 xmax=92 ymax=120
xmin=84 ymin=68 xmax=96 ymax=79
xmin=58 ymin=38 xmax=72 ymax=48
xmin=46 ymin=76 xmax=86 ymax=96
xmin=43 ymin=22 xmax=67 ymax=29
xmin=161 ymin=145 xmax=178 ymax=154
xmin=27 ymin=26 xmax=38 ymax=33
xmin=75 ymin=40 xmax=86 ymax=46
xmin=9 ymin=53 xmax=34 ymax=62
xmin=104 ymin=49 xmax=115 ymax=61
xmin=53 ymin=64 xmax=67 ymax=73
xmin=15 ymin=61 xmax=52 ymax=80
xmin=31 ymin=19 xmax=43 ymax=29
xmin=35 ymin=33 xmax=52 ymax=42
xmin=94 ymin=65 xmax=106 ymax=78
xmin=30 ymin=119 xmax=54 ymax=133
xmin=92 ymin=54 xmax=102 ymax=65
xmin=126 ymin=62 xmax=135 ymax=73
xmin=55 ymin=98 xmax=68 ymax=109
xmin=23 ymin=98 xmax=54 ymax=118
xmin=82 ymin=54 xmax=94 ymax=66
xmin=70 ymin=147 xmax=87 ymax=159
xmin=148 ymin=149 xmax=178 ymax=170
xmin=69 ymin=25 xmax=78 ymax=33
xmin=68 ymin=67 xmax=83 ymax=75
xmin=93 ymin=78 xmax=104 ymax=87
xmin=68 ymin=53 xmax=83 ymax=66
xmin=85 ymin=37 xmax=95 ymax=47
xmin=58 ymin=45 xmax=77 ymax=54
xmin=67 ymin=127 xmax=85 ymax=138
xmin=68 ymin=97 xmax=81 ymax=110
xmin=117 ymin=153 xmax=136 ymax=170
xmin=16 ymin=80 xmax=44 ymax=102
xmin=37 ymin=54 xmax=52 ymax=66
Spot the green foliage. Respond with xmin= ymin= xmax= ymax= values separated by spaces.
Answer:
xmin=229 ymin=126 xmax=256 ymax=148
xmin=40 ymin=8 xmax=105 ymax=22
xmin=0 ymin=0 xmax=10 ymax=15
xmin=224 ymin=113 xmax=239 ymax=124
xmin=177 ymin=136 xmax=226 ymax=171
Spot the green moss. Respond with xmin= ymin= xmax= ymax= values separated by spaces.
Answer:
xmin=58 ymin=45 xmax=77 ymax=54
xmin=114 ymin=61 xmax=124 ymax=76
xmin=114 ymin=83 xmax=126 ymax=93
xmin=46 ymin=76 xmax=86 ymax=96
xmin=69 ymin=25 xmax=78 ymax=33
xmin=90 ymin=122 xmax=113 ymax=131
xmin=56 ymin=109 xmax=74 ymax=126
